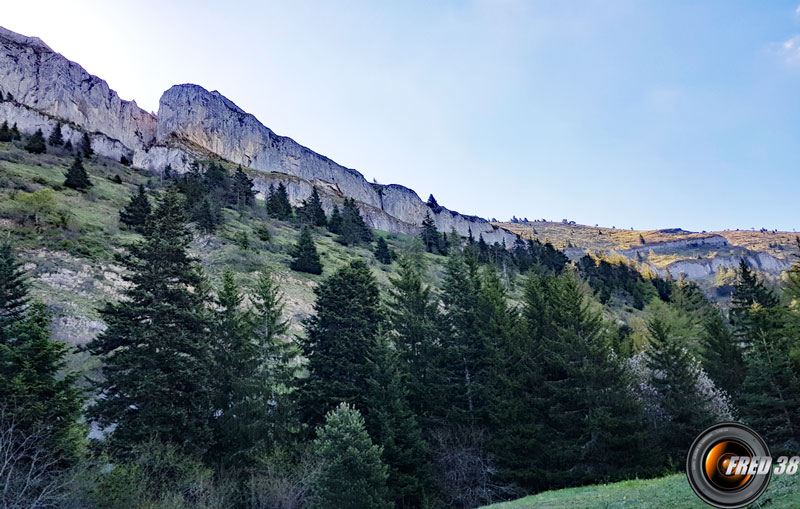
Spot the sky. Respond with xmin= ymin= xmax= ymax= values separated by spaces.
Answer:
xmin=3 ymin=1 xmax=800 ymax=231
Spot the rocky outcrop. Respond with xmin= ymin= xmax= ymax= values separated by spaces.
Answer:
xmin=0 ymin=26 xmax=518 ymax=245
xmin=157 ymin=84 xmax=518 ymax=244
xmin=0 ymin=27 xmax=157 ymax=152
xmin=661 ymin=252 xmax=790 ymax=280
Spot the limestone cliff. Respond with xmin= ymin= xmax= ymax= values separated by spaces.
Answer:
xmin=0 ymin=26 xmax=518 ymax=245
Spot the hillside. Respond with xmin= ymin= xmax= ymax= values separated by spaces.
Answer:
xmin=483 ymin=473 xmax=799 ymax=508
xmin=497 ymin=220 xmax=798 ymax=291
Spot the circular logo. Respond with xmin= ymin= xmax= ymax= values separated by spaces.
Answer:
xmin=686 ymin=423 xmax=772 ymax=508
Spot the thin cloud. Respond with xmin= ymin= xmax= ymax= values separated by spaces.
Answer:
xmin=782 ymin=35 xmax=800 ymax=63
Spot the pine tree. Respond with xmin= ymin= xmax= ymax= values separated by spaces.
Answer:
xmin=266 ymin=183 xmax=293 ymax=220
xmin=701 ymin=312 xmax=745 ymax=396
xmin=119 ymin=184 xmax=151 ymax=233
xmin=64 ymin=155 xmax=92 ymax=190
xmin=327 ymin=204 xmax=343 ymax=234
xmin=48 ymin=122 xmax=64 ymax=146
xmin=374 ymin=236 xmax=392 ymax=264
xmin=0 ymin=121 xmax=11 ymax=142
xmin=313 ymin=403 xmax=389 ymax=509
xmin=299 ymin=187 xmax=327 ymax=227
xmin=11 ymin=123 xmax=21 ymax=140
xmin=644 ymin=312 xmax=716 ymax=465
xmin=79 ymin=132 xmax=93 ymax=158
xmin=420 ymin=213 xmax=440 ymax=254
xmin=299 ymin=260 xmax=382 ymax=429
xmin=87 ymin=188 xmax=215 ymax=456
xmin=0 ymin=242 xmax=83 ymax=456
xmin=231 ymin=166 xmax=255 ymax=209
xmin=290 ymin=226 xmax=323 ymax=275
xmin=24 ymin=128 xmax=46 ymax=154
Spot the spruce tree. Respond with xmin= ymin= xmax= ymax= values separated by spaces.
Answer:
xmin=701 ymin=312 xmax=746 ymax=396
xmin=48 ymin=122 xmax=64 ymax=146
xmin=290 ymin=226 xmax=323 ymax=275
xmin=0 ymin=121 xmax=11 ymax=142
xmin=252 ymin=270 xmax=296 ymax=399
xmin=313 ymin=403 xmax=389 ymax=509
xmin=338 ymin=198 xmax=373 ymax=245
xmin=24 ymin=128 xmax=46 ymax=154
xmin=119 ymin=184 xmax=151 ymax=233
xmin=327 ymin=204 xmax=343 ymax=234
xmin=87 ymin=188 xmax=215 ymax=456
xmin=299 ymin=187 xmax=327 ymax=227
xmin=731 ymin=260 xmax=779 ymax=345
xmin=420 ymin=213 xmax=441 ymax=254
xmin=0 ymin=242 xmax=83 ymax=456
xmin=11 ymin=123 xmax=21 ymax=140
xmin=64 ymin=139 xmax=73 ymax=152
xmin=374 ymin=236 xmax=392 ymax=264
xmin=64 ymin=155 xmax=92 ymax=190
xmin=79 ymin=132 xmax=93 ymax=158
xmin=266 ymin=183 xmax=293 ymax=220
xmin=231 ymin=166 xmax=255 ymax=209
xmin=195 ymin=196 xmax=219 ymax=234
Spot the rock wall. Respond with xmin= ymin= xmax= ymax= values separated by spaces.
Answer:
xmin=0 ymin=27 xmax=157 ymax=152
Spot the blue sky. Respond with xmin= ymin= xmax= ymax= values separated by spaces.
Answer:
xmin=4 ymin=1 xmax=800 ymax=231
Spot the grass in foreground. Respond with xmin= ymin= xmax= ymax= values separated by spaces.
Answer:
xmin=484 ymin=473 xmax=800 ymax=508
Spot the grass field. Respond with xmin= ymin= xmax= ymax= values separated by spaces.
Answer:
xmin=484 ymin=472 xmax=800 ymax=508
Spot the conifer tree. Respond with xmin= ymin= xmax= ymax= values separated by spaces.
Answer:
xmin=24 ymin=128 xmax=46 ymax=154
xmin=48 ymin=122 xmax=64 ymax=146
xmin=252 ymin=270 xmax=296 ymax=398
xmin=420 ymin=213 xmax=441 ymax=254
xmin=327 ymin=204 xmax=343 ymax=234
xmin=119 ymin=184 xmax=151 ymax=233
xmin=11 ymin=123 xmax=21 ymax=140
xmin=374 ymin=236 xmax=392 ymax=264
xmin=290 ymin=226 xmax=323 ymax=275
xmin=386 ymin=258 xmax=445 ymax=422
xmin=731 ymin=260 xmax=779 ymax=346
xmin=64 ymin=139 xmax=73 ymax=152
xmin=299 ymin=187 xmax=327 ymax=226
xmin=87 ymin=188 xmax=215 ymax=456
xmin=313 ymin=403 xmax=389 ymax=509
xmin=64 ymin=155 xmax=92 ymax=190
xmin=231 ymin=166 xmax=255 ymax=209
xmin=338 ymin=198 xmax=373 ymax=245
xmin=0 ymin=121 xmax=11 ymax=142
xmin=701 ymin=312 xmax=745 ymax=396
xmin=0 ymin=242 xmax=83 ymax=456
xmin=79 ymin=132 xmax=93 ymax=158
xmin=195 ymin=197 xmax=218 ymax=234
xmin=266 ymin=183 xmax=293 ymax=220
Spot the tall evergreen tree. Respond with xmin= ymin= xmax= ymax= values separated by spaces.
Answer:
xmin=0 ymin=121 xmax=11 ymax=142
xmin=298 ymin=187 xmax=327 ymax=227
xmin=64 ymin=155 xmax=92 ymax=190
xmin=231 ymin=166 xmax=255 ymax=209
xmin=338 ymin=198 xmax=373 ymax=245
xmin=0 ymin=242 xmax=83 ymax=456
xmin=11 ymin=123 xmax=21 ymax=140
xmin=313 ymin=403 xmax=389 ymax=509
xmin=24 ymin=128 xmax=46 ymax=154
xmin=266 ymin=183 xmax=293 ymax=220
xmin=87 ymin=188 xmax=215 ymax=456
xmin=731 ymin=260 xmax=779 ymax=346
xmin=420 ymin=213 xmax=441 ymax=254
xmin=374 ymin=236 xmax=392 ymax=265
xmin=79 ymin=132 xmax=93 ymax=158
xmin=290 ymin=226 xmax=323 ymax=275
xmin=327 ymin=204 xmax=343 ymax=234
xmin=701 ymin=312 xmax=746 ymax=396
xmin=48 ymin=122 xmax=64 ymax=147
xmin=119 ymin=184 xmax=151 ymax=233
xmin=195 ymin=196 xmax=219 ymax=234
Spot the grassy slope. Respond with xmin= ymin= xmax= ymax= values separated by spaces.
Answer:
xmin=0 ymin=140 xmax=454 ymax=373
xmin=485 ymin=473 xmax=800 ymax=509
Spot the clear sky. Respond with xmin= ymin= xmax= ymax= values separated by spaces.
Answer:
xmin=3 ymin=1 xmax=799 ymax=231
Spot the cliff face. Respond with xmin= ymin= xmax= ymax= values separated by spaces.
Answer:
xmin=0 ymin=27 xmax=157 ymax=152
xmin=0 ymin=27 xmax=517 ymax=244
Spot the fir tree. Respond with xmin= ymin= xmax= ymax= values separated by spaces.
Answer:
xmin=266 ymin=183 xmax=293 ymax=220
xmin=0 ymin=121 xmax=11 ymax=142
xmin=11 ymin=123 xmax=21 ymax=140
xmin=87 ymin=188 xmax=215 ymax=456
xmin=79 ymin=132 xmax=93 ymax=158
xmin=420 ymin=213 xmax=441 ymax=254
xmin=48 ymin=122 xmax=64 ymax=146
xmin=252 ymin=270 xmax=296 ymax=399
xmin=64 ymin=139 xmax=73 ymax=152
xmin=701 ymin=312 xmax=746 ymax=396
xmin=119 ymin=184 xmax=151 ymax=233
xmin=195 ymin=197 xmax=219 ymax=234
xmin=338 ymin=198 xmax=373 ymax=245
xmin=231 ymin=166 xmax=255 ymax=209
xmin=327 ymin=204 xmax=343 ymax=234
xmin=426 ymin=194 xmax=440 ymax=211
xmin=24 ymin=128 xmax=46 ymax=154
xmin=313 ymin=403 xmax=389 ymax=509
xmin=298 ymin=187 xmax=327 ymax=227
xmin=0 ymin=242 xmax=83 ymax=456
xmin=290 ymin=226 xmax=323 ymax=275
xmin=64 ymin=155 xmax=92 ymax=190
xmin=374 ymin=236 xmax=392 ymax=264
xmin=731 ymin=259 xmax=779 ymax=346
